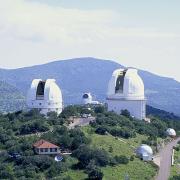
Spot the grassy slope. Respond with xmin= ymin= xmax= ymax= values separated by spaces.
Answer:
xmin=60 ymin=126 xmax=158 ymax=180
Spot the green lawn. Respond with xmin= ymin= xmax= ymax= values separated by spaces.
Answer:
xmin=102 ymin=159 xmax=156 ymax=180
xmin=80 ymin=126 xmax=158 ymax=180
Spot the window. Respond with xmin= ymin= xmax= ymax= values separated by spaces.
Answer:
xmin=45 ymin=148 xmax=48 ymax=152
xmin=50 ymin=148 xmax=57 ymax=152
xmin=40 ymin=148 xmax=44 ymax=152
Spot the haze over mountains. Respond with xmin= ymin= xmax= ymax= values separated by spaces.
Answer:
xmin=0 ymin=57 xmax=180 ymax=115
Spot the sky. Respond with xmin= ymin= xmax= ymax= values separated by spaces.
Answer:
xmin=0 ymin=0 xmax=180 ymax=81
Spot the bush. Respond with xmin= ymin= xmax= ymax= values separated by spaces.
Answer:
xmin=94 ymin=106 xmax=105 ymax=114
xmin=121 ymin=109 xmax=131 ymax=118
xmin=95 ymin=127 xmax=107 ymax=135
xmin=174 ymin=146 xmax=180 ymax=151
xmin=130 ymin=155 xmax=135 ymax=161
xmin=114 ymin=155 xmax=129 ymax=164
xmin=73 ymin=145 xmax=111 ymax=168
xmin=88 ymin=168 xmax=104 ymax=180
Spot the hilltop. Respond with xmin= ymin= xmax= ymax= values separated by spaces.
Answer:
xmin=0 ymin=57 xmax=180 ymax=115
xmin=0 ymin=105 xmax=179 ymax=179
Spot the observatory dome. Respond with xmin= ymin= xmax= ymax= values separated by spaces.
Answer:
xmin=136 ymin=144 xmax=153 ymax=156
xmin=166 ymin=128 xmax=176 ymax=137
xmin=107 ymin=68 xmax=145 ymax=100
xmin=82 ymin=93 xmax=93 ymax=104
xmin=27 ymin=79 xmax=63 ymax=115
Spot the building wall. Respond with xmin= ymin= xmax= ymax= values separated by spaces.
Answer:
xmin=107 ymin=99 xmax=146 ymax=120
xmin=35 ymin=147 xmax=61 ymax=155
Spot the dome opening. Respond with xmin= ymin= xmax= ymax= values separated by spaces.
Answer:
xmin=36 ymin=81 xmax=46 ymax=99
xmin=115 ymin=70 xmax=127 ymax=94
xmin=83 ymin=94 xmax=89 ymax=99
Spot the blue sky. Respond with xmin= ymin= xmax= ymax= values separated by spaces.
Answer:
xmin=0 ymin=0 xmax=180 ymax=81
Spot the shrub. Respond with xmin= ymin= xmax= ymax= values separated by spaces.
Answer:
xmin=114 ymin=155 xmax=129 ymax=164
xmin=88 ymin=168 xmax=104 ymax=180
xmin=121 ymin=109 xmax=131 ymax=118
xmin=95 ymin=127 xmax=107 ymax=135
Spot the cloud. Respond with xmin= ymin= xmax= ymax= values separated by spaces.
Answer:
xmin=0 ymin=0 xmax=180 ymax=81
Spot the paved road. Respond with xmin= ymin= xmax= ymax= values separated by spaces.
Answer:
xmin=156 ymin=137 xmax=180 ymax=180
xmin=68 ymin=117 xmax=95 ymax=129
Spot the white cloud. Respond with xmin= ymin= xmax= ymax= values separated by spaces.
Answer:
xmin=0 ymin=0 xmax=180 ymax=81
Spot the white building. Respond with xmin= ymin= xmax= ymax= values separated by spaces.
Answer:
xmin=106 ymin=68 xmax=146 ymax=120
xmin=136 ymin=144 xmax=153 ymax=161
xmin=82 ymin=93 xmax=100 ymax=105
xmin=27 ymin=79 xmax=63 ymax=115
xmin=33 ymin=139 xmax=61 ymax=155
xmin=166 ymin=128 xmax=176 ymax=138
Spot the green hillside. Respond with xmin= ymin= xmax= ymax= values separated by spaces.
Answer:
xmin=0 ymin=105 xmax=179 ymax=180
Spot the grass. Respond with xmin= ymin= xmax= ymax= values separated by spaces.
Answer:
xmin=169 ymin=146 xmax=180 ymax=179
xmin=80 ymin=126 xmax=158 ymax=180
xmin=102 ymin=159 xmax=156 ymax=180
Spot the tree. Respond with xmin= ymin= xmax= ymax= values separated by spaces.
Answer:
xmin=88 ymin=168 xmax=104 ymax=180
xmin=121 ymin=109 xmax=131 ymax=118
xmin=94 ymin=106 xmax=105 ymax=114
xmin=114 ymin=155 xmax=129 ymax=164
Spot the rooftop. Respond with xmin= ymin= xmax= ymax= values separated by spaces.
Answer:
xmin=33 ymin=139 xmax=59 ymax=149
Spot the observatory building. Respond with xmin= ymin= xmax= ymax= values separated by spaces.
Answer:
xmin=136 ymin=144 xmax=153 ymax=161
xmin=82 ymin=93 xmax=100 ymax=105
xmin=166 ymin=128 xmax=176 ymax=138
xmin=27 ymin=79 xmax=63 ymax=115
xmin=106 ymin=68 xmax=146 ymax=120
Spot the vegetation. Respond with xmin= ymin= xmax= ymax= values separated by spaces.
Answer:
xmin=169 ymin=142 xmax=180 ymax=180
xmin=0 ymin=104 xmax=179 ymax=179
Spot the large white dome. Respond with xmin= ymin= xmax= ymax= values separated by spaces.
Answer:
xmin=136 ymin=144 xmax=153 ymax=156
xmin=166 ymin=128 xmax=176 ymax=137
xmin=107 ymin=68 xmax=145 ymax=100
xmin=27 ymin=79 xmax=63 ymax=115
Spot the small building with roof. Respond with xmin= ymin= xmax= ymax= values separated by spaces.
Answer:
xmin=33 ymin=139 xmax=61 ymax=155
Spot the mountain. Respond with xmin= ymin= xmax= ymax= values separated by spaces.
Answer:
xmin=0 ymin=81 xmax=25 ymax=112
xmin=0 ymin=57 xmax=180 ymax=115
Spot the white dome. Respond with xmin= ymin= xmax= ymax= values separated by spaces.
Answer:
xmin=27 ymin=79 xmax=63 ymax=115
xmin=136 ymin=144 xmax=153 ymax=156
xmin=82 ymin=93 xmax=92 ymax=104
xmin=166 ymin=128 xmax=176 ymax=137
xmin=107 ymin=68 xmax=145 ymax=100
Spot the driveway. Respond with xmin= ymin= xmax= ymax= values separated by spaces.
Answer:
xmin=156 ymin=137 xmax=180 ymax=180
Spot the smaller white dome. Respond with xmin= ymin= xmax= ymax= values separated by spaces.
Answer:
xmin=136 ymin=144 xmax=153 ymax=156
xmin=82 ymin=93 xmax=93 ymax=104
xmin=166 ymin=128 xmax=176 ymax=137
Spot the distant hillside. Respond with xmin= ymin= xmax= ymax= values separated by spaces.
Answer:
xmin=146 ymin=105 xmax=180 ymax=121
xmin=0 ymin=81 xmax=25 ymax=112
xmin=0 ymin=57 xmax=180 ymax=115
